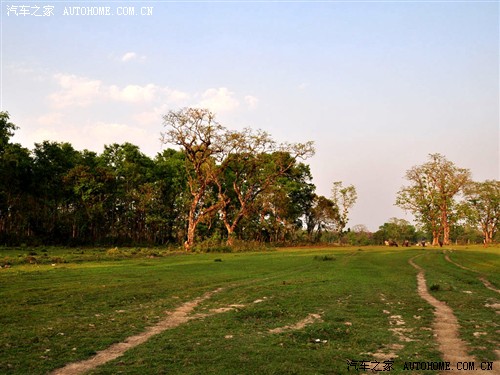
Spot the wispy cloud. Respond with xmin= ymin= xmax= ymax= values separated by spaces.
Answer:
xmin=49 ymin=74 xmax=190 ymax=108
xmin=120 ymin=52 xmax=146 ymax=62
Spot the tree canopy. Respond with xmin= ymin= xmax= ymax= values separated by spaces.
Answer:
xmin=0 ymin=110 xmax=497 ymax=248
xmin=396 ymin=153 xmax=471 ymax=245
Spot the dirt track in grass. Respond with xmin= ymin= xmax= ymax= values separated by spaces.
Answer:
xmin=444 ymin=251 xmax=500 ymax=294
xmin=409 ymin=256 xmax=479 ymax=375
xmin=50 ymin=288 xmax=223 ymax=375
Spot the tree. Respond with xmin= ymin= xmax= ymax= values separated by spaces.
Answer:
xmin=246 ymin=160 xmax=315 ymax=244
xmin=396 ymin=154 xmax=471 ymax=245
xmin=0 ymin=111 xmax=18 ymax=153
xmin=305 ymin=195 xmax=339 ymax=241
xmin=217 ymin=129 xmax=314 ymax=245
xmin=462 ymin=180 xmax=500 ymax=245
xmin=63 ymin=164 xmax=115 ymax=242
xmin=153 ymin=149 xmax=188 ymax=244
xmin=99 ymin=143 xmax=156 ymax=243
xmin=161 ymin=108 xmax=229 ymax=251
xmin=330 ymin=181 xmax=357 ymax=242
xmin=0 ymin=143 xmax=33 ymax=243
xmin=373 ymin=218 xmax=417 ymax=245
xmin=161 ymin=108 xmax=315 ymax=249
xmin=345 ymin=224 xmax=374 ymax=246
xmin=31 ymin=141 xmax=82 ymax=242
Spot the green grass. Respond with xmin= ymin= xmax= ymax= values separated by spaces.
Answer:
xmin=0 ymin=246 xmax=498 ymax=374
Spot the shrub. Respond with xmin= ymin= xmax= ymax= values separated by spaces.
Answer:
xmin=430 ymin=284 xmax=440 ymax=291
xmin=314 ymin=255 xmax=336 ymax=261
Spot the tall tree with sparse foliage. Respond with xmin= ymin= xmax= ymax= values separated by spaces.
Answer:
xmin=396 ymin=153 xmax=470 ymax=245
xmin=161 ymin=108 xmax=230 ymax=251
xmin=331 ymin=181 xmax=357 ymax=242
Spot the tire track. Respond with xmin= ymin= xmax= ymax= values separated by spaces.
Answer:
xmin=50 ymin=288 xmax=223 ymax=375
xmin=409 ymin=255 xmax=478 ymax=375
xmin=444 ymin=251 xmax=499 ymax=294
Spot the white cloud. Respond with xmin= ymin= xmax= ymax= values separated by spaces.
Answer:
xmin=121 ymin=52 xmax=137 ymax=62
xmin=49 ymin=74 xmax=189 ymax=108
xmin=49 ymin=74 xmax=102 ymax=108
xmin=108 ymin=83 xmax=159 ymax=103
xmin=28 ymin=120 xmax=154 ymax=153
xmin=120 ymin=52 xmax=146 ymax=63
xmin=196 ymin=87 xmax=240 ymax=113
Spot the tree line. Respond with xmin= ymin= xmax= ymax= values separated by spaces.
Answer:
xmin=0 ymin=109 xmax=355 ymax=248
xmin=0 ymin=109 xmax=498 ymax=249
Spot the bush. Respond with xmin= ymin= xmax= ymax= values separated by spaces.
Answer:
xmin=314 ymin=255 xmax=336 ymax=261
xmin=430 ymin=284 xmax=440 ymax=291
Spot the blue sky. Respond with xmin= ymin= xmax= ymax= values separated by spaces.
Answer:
xmin=1 ymin=1 xmax=498 ymax=231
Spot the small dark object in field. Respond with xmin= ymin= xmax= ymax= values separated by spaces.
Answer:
xmin=430 ymin=284 xmax=440 ymax=291
xmin=314 ymin=255 xmax=336 ymax=261
xmin=214 ymin=258 xmax=223 ymax=262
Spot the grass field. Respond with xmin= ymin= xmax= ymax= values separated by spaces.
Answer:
xmin=0 ymin=246 xmax=498 ymax=374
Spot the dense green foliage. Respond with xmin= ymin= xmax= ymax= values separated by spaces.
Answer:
xmin=0 ymin=112 xmax=317 ymax=247
xmin=0 ymin=111 xmax=496 ymax=247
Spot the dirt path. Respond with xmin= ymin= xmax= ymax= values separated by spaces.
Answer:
xmin=479 ymin=277 xmax=500 ymax=294
xmin=444 ymin=251 xmax=500 ymax=294
xmin=409 ymin=256 xmax=478 ymax=375
xmin=51 ymin=288 xmax=223 ymax=375
xmin=268 ymin=313 xmax=323 ymax=334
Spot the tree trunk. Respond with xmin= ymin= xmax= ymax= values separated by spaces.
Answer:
xmin=432 ymin=228 xmax=439 ymax=246
xmin=483 ymin=223 xmax=493 ymax=246
xmin=226 ymin=229 xmax=235 ymax=246
xmin=185 ymin=220 xmax=196 ymax=251
xmin=442 ymin=208 xmax=450 ymax=245
xmin=184 ymin=197 xmax=199 ymax=252
xmin=221 ymin=200 xmax=245 ymax=247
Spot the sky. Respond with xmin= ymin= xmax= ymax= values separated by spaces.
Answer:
xmin=1 ymin=1 xmax=499 ymax=231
